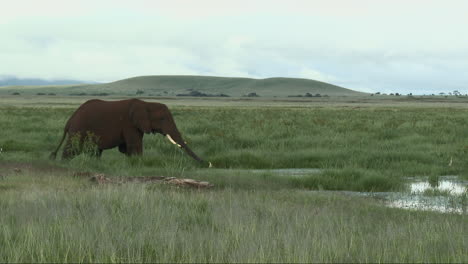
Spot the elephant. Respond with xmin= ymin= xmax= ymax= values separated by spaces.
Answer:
xmin=50 ymin=98 xmax=210 ymax=166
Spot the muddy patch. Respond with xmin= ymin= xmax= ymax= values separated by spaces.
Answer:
xmin=0 ymin=162 xmax=214 ymax=189
xmin=0 ymin=161 xmax=70 ymax=175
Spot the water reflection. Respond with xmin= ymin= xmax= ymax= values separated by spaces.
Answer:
xmin=409 ymin=178 xmax=466 ymax=195
xmin=386 ymin=195 xmax=465 ymax=214
xmin=366 ymin=177 xmax=467 ymax=214
xmin=249 ymin=169 xmax=467 ymax=214
xmin=249 ymin=168 xmax=321 ymax=176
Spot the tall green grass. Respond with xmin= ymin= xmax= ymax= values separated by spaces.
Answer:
xmin=0 ymin=170 xmax=466 ymax=263
xmin=1 ymin=102 xmax=468 ymax=262
xmin=1 ymin=105 xmax=467 ymax=191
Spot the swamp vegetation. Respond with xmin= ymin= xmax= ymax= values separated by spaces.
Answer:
xmin=0 ymin=96 xmax=467 ymax=262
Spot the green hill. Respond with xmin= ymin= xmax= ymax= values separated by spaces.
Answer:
xmin=1 ymin=75 xmax=365 ymax=97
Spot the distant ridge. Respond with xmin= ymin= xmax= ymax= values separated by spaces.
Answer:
xmin=69 ymin=75 xmax=364 ymax=97
xmin=0 ymin=75 xmax=365 ymax=97
xmin=0 ymin=76 xmax=92 ymax=87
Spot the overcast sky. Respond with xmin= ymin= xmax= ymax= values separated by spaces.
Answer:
xmin=1 ymin=0 xmax=467 ymax=94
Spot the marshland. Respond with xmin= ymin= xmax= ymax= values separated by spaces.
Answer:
xmin=0 ymin=94 xmax=467 ymax=262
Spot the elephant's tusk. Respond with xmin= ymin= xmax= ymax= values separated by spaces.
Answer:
xmin=166 ymin=134 xmax=177 ymax=144
xmin=166 ymin=135 xmax=181 ymax=148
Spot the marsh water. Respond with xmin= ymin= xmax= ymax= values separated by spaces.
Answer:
xmin=250 ymin=169 xmax=468 ymax=214
xmin=380 ymin=177 xmax=467 ymax=214
xmin=249 ymin=168 xmax=322 ymax=176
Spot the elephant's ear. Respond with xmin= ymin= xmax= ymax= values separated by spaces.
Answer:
xmin=129 ymin=101 xmax=152 ymax=133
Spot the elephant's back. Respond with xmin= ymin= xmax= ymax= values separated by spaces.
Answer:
xmin=67 ymin=99 xmax=131 ymax=133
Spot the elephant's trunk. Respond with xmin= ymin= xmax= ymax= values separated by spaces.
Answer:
xmin=166 ymin=134 xmax=208 ymax=165
xmin=181 ymin=142 xmax=204 ymax=163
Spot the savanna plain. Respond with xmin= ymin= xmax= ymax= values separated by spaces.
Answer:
xmin=0 ymin=95 xmax=467 ymax=263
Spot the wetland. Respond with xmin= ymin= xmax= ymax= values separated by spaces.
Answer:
xmin=0 ymin=95 xmax=467 ymax=262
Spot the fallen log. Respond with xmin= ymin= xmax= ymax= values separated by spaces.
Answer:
xmin=85 ymin=173 xmax=213 ymax=189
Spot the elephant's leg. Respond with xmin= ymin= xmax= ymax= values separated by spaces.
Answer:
xmin=118 ymin=144 xmax=128 ymax=155
xmin=126 ymin=141 xmax=143 ymax=155
xmin=123 ymin=130 xmax=143 ymax=156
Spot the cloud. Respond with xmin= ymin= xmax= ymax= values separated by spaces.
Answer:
xmin=1 ymin=0 xmax=467 ymax=94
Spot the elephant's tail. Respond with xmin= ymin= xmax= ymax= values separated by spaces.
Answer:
xmin=49 ymin=129 xmax=68 ymax=160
